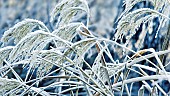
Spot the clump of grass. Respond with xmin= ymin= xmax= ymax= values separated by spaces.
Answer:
xmin=0 ymin=0 xmax=170 ymax=95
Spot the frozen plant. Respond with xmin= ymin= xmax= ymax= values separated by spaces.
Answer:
xmin=0 ymin=0 xmax=170 ymax=96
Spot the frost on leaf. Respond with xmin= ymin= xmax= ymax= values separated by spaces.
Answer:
xmin=0 ymin=78 xmax=21 ymax=95
xmin=92 ymin=62 xmax=107 ymax=83
xmin=121 ymin=0 xmax=168 ymax=19
xmin=29 ymin=50 xmax=63 ymax=78
xmin=1 ymin=19 xmax=49 ymax=44
xmin=8 ymin=30 xmax=69 ymax=63
xmin=63 ymin=38 xmax=96 ymax=66
xmin=106 ymin=63 xmax=124 ymax=77
xmin=50 ymin=0 xmax=89 ymax=26
xmin=64 ymin=38 xmax=96 ymax=57
xmin=91 ymin=55 xmax=108 ymax=84
xmin=53 ymin=23 xmax=82 ymax=41
xmin=0 ymin=46 xmax=14 ymax=67
xmin=116 ymin=0 xmax=170 ymax=43
xmin=115 ymin=8 xmax=169 ymax=43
